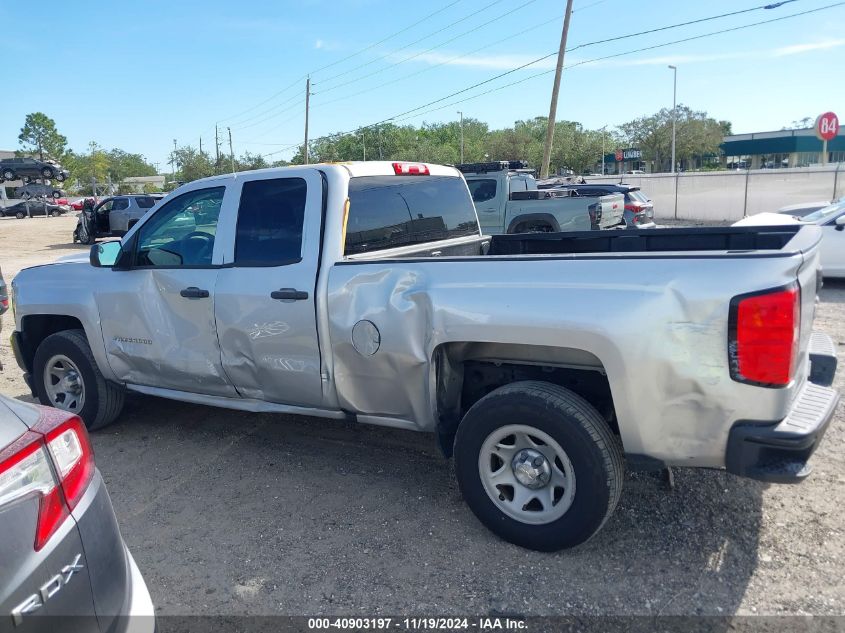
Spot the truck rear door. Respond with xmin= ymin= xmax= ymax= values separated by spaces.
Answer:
xmin=597 ymin=193 xmax=625 ymax=228
xmin=466 ymin=176 xmax=503 ymax=233
xmin=213 ymin=170 xmax=325 ymax=407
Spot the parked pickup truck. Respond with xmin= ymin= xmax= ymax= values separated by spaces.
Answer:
xmin=10 ymin=161 xmax=839 ymax=551
xmin=459 ymin=161 xmax=624 ymax=233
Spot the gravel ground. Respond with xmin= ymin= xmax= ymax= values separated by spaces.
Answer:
xmin=0 ymin=215 xmax=843 ymax=617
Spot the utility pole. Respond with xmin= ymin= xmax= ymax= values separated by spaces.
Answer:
xmin=171 ymin=139 xmax=177 ymax=177
xmin=668 ymin=65 xmax=677 ymax=173
xmin=540 ymin=0 xmax=574 ymax=180
xmin=360 ymin=133 xmax=366 ymax=161
xmin=304 ymin=76 xmax=311 ymax=164
xmin=599 ymin=125 xmax=607 ymax=175
xmin=227 ymin=127 xmax=236 ymax=175
xmin=199 ymin=137 xmax=203 ymax=154
xmin=215 ymin=125 xmax=220 ymax=174
xmin=458 ymin=111 xmax=464 ymax=163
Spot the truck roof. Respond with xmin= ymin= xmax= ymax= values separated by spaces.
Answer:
xmin=186 ymin=161 xmax=462 ymax=186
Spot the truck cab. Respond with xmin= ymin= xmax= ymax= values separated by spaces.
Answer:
xmin=459 ymin=161 xmax=624 ymax=234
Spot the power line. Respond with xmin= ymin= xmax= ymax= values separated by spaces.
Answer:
xmin=312 ymin=0 xmax=803 ymax=112
xmin=315 ymin=0 xmax=539 ymax=96
xmin=217 ymin=76 xmax=304 ymax=126
xmin=262 ymin=0 xmax=842 ymax=158
xmin=227 ymin=0 xmax=527 ymax=136
xmin=313 ymin=14 xmax=563 ymax=109
xmin=209 ymin=0 xmax=462 ymax=127
xmin=394 ymin=0 xmax=845 ymax=122
xmin=315 ymin=0 xmax=507 ymax=87
xmin=309 ymin=0 xmax=463 ymax=76
xmin=229 ymin=92 xmax=303 ymax=131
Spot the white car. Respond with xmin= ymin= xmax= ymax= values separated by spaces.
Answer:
xmin=777 ymin=198 xmax=841 ymax=219
xmin=735 ymin=199 xmax=845 ymax=277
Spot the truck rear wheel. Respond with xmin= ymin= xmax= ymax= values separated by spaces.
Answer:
xmin=33 ymin=329 xmax=125 ymax=431
xmin=454 ymin=381 xmax=624 ymax=551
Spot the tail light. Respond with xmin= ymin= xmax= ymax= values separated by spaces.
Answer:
xmin=588 ymin=203 xmax=601 ymax=224
xmin=728 ymin=283 xmax=800 ymax=387
xmin=0 ymin=410 xmax=94 ymax=550
xmin=392 ymin=162 xmax=430 ymax=175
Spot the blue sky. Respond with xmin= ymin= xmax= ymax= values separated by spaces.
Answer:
xmin=2 ymin=0 xmax=844 ymax=168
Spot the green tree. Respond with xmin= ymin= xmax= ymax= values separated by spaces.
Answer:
xmin=619 ymin=105 xmax=726 ymax=172
xmin=18 ymin=112 xmax=67 ymax=160
xmin=170 ymin=146 xmax=215 ymax=182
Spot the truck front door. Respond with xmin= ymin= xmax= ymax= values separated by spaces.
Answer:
xmin=95 ymin=185 xmax=237 ymax=396
xmin=213 ymin=171 xmax=324 ymax=407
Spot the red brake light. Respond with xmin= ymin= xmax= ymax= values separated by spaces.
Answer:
xmin=39 ymin=414 xmax=94 ymax=511
xmin=392 ymin=162 xmax=430 ymax=175
xmin=0 ymin=409 xmax=93 ymax=551
xmin=729 ymin=284 xmax=800 ymax=387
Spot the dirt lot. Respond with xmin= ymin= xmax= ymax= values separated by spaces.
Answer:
xmin=1 ymin=214 xmax=843 ymax=617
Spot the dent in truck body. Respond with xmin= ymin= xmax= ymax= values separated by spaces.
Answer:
xmin=327 ymin=247 xmax=814 ymax=468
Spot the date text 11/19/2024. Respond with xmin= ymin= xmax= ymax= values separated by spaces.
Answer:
xmin=307 ymin=617 xmax=527 ymax=630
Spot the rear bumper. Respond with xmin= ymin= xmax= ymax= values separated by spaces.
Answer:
xmin=725 ymin=332 xmax=839 ymax=483
xmin=112 ymin=547 xmax=156 ymax=633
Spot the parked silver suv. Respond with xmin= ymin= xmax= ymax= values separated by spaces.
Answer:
xmin=94 ymin=195 xmax=158 ymax=235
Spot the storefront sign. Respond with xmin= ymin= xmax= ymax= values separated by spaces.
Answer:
xmin=615 ymin=148 xmax=642 ymax=161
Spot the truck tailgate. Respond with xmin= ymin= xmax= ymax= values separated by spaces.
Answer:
xmin=597 ymin=193 xmax=624 ymax=228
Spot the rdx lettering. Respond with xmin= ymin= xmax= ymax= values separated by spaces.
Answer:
xmin=10 ymin=554 xmax=83 ymax=626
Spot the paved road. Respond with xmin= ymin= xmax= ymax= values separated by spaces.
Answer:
xmin=1 ymin=216 xmax=843 ymax=616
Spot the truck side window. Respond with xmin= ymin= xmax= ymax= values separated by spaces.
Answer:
xmin=135 ymin=187 xmax=224 ymax=267
xmin=112 ymin=198 xmax=129 ymax=211
xmin=346 ymin=176 xmax=479 ymax=255
xmin=235 ymin=178 xmax=306 ymax=266
xmin=467 ymin=179 xmax=497 ymax=203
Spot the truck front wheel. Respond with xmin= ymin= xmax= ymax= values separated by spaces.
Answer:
xmin=453 ymin=381 xmax=624 ymax=551
xmin=33 ymin=329 xmax=125 ymax=431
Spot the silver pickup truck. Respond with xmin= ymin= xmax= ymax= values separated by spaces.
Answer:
xmin=9 ymin=161 xmax=839 ymax=551
xmin=460 ymin=161 xmax=624 ymax=233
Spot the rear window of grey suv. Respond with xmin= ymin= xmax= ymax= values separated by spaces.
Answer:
xmin=345 ymin=175 xmax=478 ymax=255
xmin=136 ymin=196 xmax=156 ymax=208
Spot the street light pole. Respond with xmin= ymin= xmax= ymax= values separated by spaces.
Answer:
xmin=668 ymin=65 xmax=677 ymax=173
xmin=457 ymin=111 xmax=464 ymax=163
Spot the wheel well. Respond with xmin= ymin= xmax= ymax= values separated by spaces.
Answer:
xmin=18 ymin=315 xmax=85 ymax=373
xmin=434 ymin=343 xmax=616 ymax=456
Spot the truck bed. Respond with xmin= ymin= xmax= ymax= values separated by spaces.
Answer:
xmin=488 ymin=225 xmax=803 ymax=256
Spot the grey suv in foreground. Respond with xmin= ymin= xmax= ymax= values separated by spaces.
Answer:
xmin=0 ymin=396 xmax=154 ymax=631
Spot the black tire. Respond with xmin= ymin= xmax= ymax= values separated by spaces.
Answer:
xmin=15 ymin=211 xmax=26 ymax=219
xmin=41 ymin=167 xmax=53 ymax=178
xmin=50 ymin=210 xmax=61 ymax=218
xmin=454 ymin=380 xmax=624 ymax=551
xmin=55 ymin=173 xmax=66 ymax=182
xmin=1 ymin=169 xmax=14 ymax=180
xmin=33 ymin=329 xmax=125 ymax=431
xmin=52 ymin=191 xmax=61 ymax=199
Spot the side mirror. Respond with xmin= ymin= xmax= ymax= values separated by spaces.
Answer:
xmin=90 ymin=241 xmax=123 ymax=268
xmin=836 ymin=216 xmax=845 ymax=231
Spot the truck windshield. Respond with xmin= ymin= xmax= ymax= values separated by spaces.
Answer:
xmin=346 ymin=175 xmax=479 ymax=255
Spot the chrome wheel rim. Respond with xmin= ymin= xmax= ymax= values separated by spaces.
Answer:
xmin=478 ymin=424 xmax=575 ymax=525
xmin=43 ymin=355 xmax=85 ymax=413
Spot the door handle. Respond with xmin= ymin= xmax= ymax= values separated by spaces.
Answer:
xmin=271 ymin=288 xmax=309 ymax=301
xmin=180 ymin=286 xmax=209 ymax=299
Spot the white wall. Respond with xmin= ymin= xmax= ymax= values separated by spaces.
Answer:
xmin=587 ymin=164 xmax=845 ymax=221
